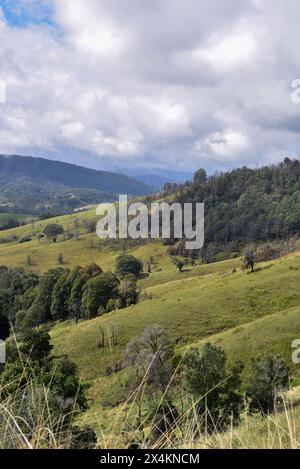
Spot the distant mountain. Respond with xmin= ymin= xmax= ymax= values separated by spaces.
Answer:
xmin=0 ymin=155 xmax=152 ymax=215
xmin=120 ymin=167 xmax=193 ymax=190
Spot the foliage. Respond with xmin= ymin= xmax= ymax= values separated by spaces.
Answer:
xmin=182 ymin=343 xmax=244 ymax=431
xmin=19 ymin=329 xmax=53 ymax=362
xmin=163 ymin=158 xmax=300 ymax=262
xmin=115 ymin=254 xmax=143 ymax=279
xmin=82 ymin=272 xmax=119 ymax=318
xmin=172 ymin=256 xmax=188 ymax=272
xmin=44 ymin=224 xmax=64 ymax=243
xmin=243 ymin=246 xmax=257 ymax=272
xmin=117 ymin=274 xmax=140 ymax=309
xmin=124 ymin=325 xmax=175 ymax=394
xmin=246 ymin=356 xmax=290 ymax=414
xmin=1 ymin=328 xmax=87 ymax=412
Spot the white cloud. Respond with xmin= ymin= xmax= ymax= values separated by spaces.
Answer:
xmin=194 ymin=30 xmax=256 ymax=72
xmin=0 ymin=0 xmax=300 ymax=172
xmin=195 ymin=131 xmax=250 ymax=161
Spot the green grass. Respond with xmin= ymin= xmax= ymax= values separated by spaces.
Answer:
xmin=0 ymin=208 xmax=174 ymax=273
xmin=193 ymin=305 xmax=300 ymax=379
xmin=51 ymin=254 xmax=300 ymax=383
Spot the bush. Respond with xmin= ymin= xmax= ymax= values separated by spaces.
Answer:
xmin=256 ymin=244 xmax=282 ymax=262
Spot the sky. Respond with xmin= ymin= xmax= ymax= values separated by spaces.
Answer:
xmin=0 ymin=0 xmax=300 ymax=173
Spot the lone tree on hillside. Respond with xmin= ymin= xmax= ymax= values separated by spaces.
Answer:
xmin=243 ymin=247 xmax=257 ymax=272
xmin=172 ymin=256 xmax=187 ymax=272
xmin=124 ymin=325 xmax=175 ymax=393
xmin=115 ymin=254 xmax=143 ymax=279
xmin=44 ymin=224 xmax=64 ymax=243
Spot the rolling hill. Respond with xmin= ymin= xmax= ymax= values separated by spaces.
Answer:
xmin=1 ymin=205 xmax=300 ymax=446
xmin=2 ymin=159 xmax=300 ymax=447
xmin=0 ymin=155 xmax=152 ymax=215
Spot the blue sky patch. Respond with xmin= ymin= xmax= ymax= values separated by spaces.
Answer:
xmin=1 ymin=0 xmax=54 ymax=28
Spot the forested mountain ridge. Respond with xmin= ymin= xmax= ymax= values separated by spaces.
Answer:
xmin=0 ymin=154 xmax=152 ymax=215
xmin=159 ymin=158 xmax=300 ymax=261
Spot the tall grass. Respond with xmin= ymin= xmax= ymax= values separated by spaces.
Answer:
xmin=0 ymin=360 xmax=82 ymax=449
xmin=1 ymin=351 xmax=300 ymax=449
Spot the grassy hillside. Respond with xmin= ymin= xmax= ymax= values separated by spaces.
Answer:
xmin=51 ymin=252 xmax=300 ymax=382
xmin=48 ymin=248 xmax=300 ymax=444
xmin=0 ymin=207 xmax=173 ymax=272
xmin=2 ymin=207 xmax=300 ymax=446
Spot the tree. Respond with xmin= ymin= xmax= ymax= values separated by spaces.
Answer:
xmin=124 ymin=325 xmax=175 ymax=394
xmin=44 ymin=224 xmax=64 ymax=243
xmin=115 ymin=254 xmax=143 ymax=279
xmin=26 ymin=255 xmax=32 ymax=266
xmin=68 ymin=264 xmax=102 ymax=322
xmin=182 ymin=343 xmax=244 ymax=431
xmin=20 ymin=328 xmax=53 ymax=363
xmin=32 ymin=268 xmax=64 ymax=324
xmin=193 ymin=168 xmax=207 ymax=186
xmin=82 ymin=217 xmax=97 ymax=234
xmin=243 ymin=246 xmax=257 ymax=272
xmin=246 ymin=356 xmax=289 ymax=414
xmin=117 ymin=274 xmax=140 ymax=309
xmin=172 ymin=256 xmax=186 ymax=272
xmin=82 ymin=272 xmax=119 ymax=318
xmin=50 ymin=269 xmax=71 ymax=321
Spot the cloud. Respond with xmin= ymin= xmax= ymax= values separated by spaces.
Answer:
xmin=0 ymin=0 xmax=300 ymax=173
xmin=196 ymin=131 xmax=250 ymax=161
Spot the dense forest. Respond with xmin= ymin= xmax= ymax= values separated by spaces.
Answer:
xmin=159 ymin=158 xmax=300 ymax=261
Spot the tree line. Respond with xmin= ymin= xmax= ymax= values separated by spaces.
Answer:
xmin=160 ymin=158 xmax=300 ymax=262
xmin=0 ymin=254 xmax=143 ymax=335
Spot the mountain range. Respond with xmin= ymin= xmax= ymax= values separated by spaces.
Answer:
xmin=0 ymin=154 xmax=152 ymax=215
